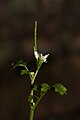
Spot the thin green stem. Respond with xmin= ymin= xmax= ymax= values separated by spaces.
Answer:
xmin=30 ymin=65 xmax=41 ymax=85
xmin=29 ymin=21 xmax=38 ymax=120
xmin=29 ymin=81 xmax=34 ymax=120
xmin=34 ymin=68 xmax=39 ymax=81
xmin=34 ymin=92 xmax=46 ymax=110
xmin=29 ymin=66 xmax=41 ymax=120
xmin=34 ymin=21 xmax=37 ymax=52
xmin=29 ymin=21 xmax=43 ymax=120
xmin=29 ymin=108 xmax=34 ymax=120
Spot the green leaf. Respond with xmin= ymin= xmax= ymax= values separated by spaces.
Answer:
xmin=21 ymin=69 xmax=29 ymax=75
xmin=53 ymin=84 xmax=67 ymax=95
xmin=41 ymin=83 xmax=50 ymax=92
xmin=12 ymin=59 xmax=28 ymax=70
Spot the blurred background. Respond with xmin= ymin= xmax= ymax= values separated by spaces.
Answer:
xmin=0 ymin=0 xmax=80 ymax=120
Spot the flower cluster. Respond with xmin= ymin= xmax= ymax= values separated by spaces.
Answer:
xmin=34 ymin=51 xmax=49 ymax=63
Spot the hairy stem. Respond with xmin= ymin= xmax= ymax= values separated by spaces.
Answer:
xmin=29 ymin=21 xmax=38 ymax=120
xmin=34 ymin=21 xmax=37 ymax=52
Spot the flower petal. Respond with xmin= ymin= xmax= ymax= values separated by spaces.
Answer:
xmin=40 ymin=53 xmax=49 ymax=63
xmin=34 ymin=51 xmax=39 ymax=59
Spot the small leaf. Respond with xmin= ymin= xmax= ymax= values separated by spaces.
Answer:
xmin=41 ymin=83 xmax=50 ymax=92
xmin=21 ymin=69 xmax=29 ymax=75
xmin=12 ymin=59 xmax=28 ymax=69
xmin=53 ymin=84 xmax=67 ymax=95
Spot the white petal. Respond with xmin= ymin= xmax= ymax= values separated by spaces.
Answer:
xmin=40 ymin=53 xmax=49 ymax=63
xmin=44 ymin=54 xmax=49 ymax=59
xmin=34 ymin=51 xmax=39 ymax=59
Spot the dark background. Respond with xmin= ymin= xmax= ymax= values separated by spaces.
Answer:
xmin=0 ymin=0 xmax=80 ymax=120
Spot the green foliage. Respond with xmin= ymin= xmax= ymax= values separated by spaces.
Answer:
xmin=41 ymin=83 xmax=50 ymax=92
xmin=12 ymin=59 xmax=28 ymax=70
xmin=53 ymin=84 xmax=67 ymax=95
xmin=21 ymin=69 xmax=29 ymax=75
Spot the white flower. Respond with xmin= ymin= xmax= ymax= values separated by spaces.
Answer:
xmin=40 ymin=53 xmax=49 ymax=63
xmin=34 ymin=51 xmax=49 ymax=63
